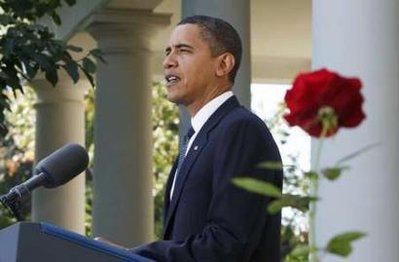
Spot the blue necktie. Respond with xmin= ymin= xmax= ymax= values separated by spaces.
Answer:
xmin=176 ymin=126 xmax=195 ymax=176
xmin=171 ymin=126 xmax=195 ymax=200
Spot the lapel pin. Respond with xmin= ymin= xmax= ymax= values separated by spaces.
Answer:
xmin=194 ymin=145 xmax=198 ymax=150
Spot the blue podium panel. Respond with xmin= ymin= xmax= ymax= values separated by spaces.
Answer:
xmin=0 ymin=222 xmax=153 ymax=262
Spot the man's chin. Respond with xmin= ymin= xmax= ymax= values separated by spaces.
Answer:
xmin=166 ymin=93 xmax=183 ymax=105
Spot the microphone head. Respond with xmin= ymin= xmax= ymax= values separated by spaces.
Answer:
xmin=35 ymin=144 xmax=89 ymax=188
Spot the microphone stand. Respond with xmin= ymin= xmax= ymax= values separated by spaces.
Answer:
xmin=0 ymin=194 xmax=24 ymax=221
xmin=0 ymin=171 xmax=47 ymax=222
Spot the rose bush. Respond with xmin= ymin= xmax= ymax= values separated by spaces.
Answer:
xmin=234 ymin=68 xmax=368 ymax=261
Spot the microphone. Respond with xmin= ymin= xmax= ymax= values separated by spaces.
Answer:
xmin=0 ymin=143 xmax=89 ymax=220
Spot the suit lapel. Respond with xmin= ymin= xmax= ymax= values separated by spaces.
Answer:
xmin=163 ymin=96 xmax=241 ymax=238
xmin=163 ymin=158 xmax=178 ymax=223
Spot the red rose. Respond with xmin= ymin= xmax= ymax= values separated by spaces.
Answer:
xmin=284 ymin=68 xmax=366 ymax=137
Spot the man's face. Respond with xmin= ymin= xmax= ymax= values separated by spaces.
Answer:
xmin=163 ymin=24 xmax=217 ymax=105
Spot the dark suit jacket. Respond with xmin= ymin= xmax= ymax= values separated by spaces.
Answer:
xmin=133 ymin=96 xmax=283 ymax=261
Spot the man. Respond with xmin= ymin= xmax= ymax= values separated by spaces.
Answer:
xmin=133 ymin=15 xmax=283 ymax=261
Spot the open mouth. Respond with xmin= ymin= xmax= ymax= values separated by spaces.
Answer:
xmin=165 ymin=74 xmax=181 ymax=86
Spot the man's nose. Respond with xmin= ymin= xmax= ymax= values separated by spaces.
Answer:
xmin=163 ymin=53 xmax=177 ymax=69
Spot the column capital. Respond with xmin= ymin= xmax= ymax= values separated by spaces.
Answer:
xmin=86 ymin=9 xmax=171 ymax=54
xmin=30 ymin=69 xmax=89 ymax=105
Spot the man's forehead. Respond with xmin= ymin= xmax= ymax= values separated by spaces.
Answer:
xmin=166 ymin=24 xmax=202 ymax=47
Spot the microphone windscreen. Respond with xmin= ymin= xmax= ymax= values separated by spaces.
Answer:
xmin=35 ymin=144 xmax=89 ymax=188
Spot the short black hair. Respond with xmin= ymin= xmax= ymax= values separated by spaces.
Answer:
xmin=178 ymin=15 xmax=242 ymax=83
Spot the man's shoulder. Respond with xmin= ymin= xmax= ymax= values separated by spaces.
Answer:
xmin=219 ymin=105 xmax=268 ymax=132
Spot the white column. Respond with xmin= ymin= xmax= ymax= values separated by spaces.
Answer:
xmin=31 ymin=70 xmax=87 ymax=234
xmin=313 ymin=0 xmax=399 ymax=261
xmin=179 ymin=0 xmax=251 ymax=133
xmin=88 ymin=10 xmax=169 ymax=246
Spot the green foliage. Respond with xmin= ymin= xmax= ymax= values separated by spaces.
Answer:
xmin=304 ymin=171 xmax=318 ymax=181
xmin=1 ymin=0 xmax=76 ymax=23
xmin=85 ymin=173 xmax=93 ymax=236
xmin=257 ymin=160 xmax=286 ymax=170
xmin=238 ymin=102 xmax=310 ymax=259
xmin=281 ymin=216 xmax=309 ymax=262
xmin=0 ymin=86 xmax=35 ymax=228
xmin=233 ymin=176 xmax=317 ymax=215
xmin=83 ymin=86 xmax=94 ymax=236
xmin=151 ymin=81 xmax=179 ymax=239
xmin=232 ymin=177 xmax=282 ymax=198
xmin=322 ymin=166 xmax=349 ymax=181
xmin=326 ymin=231 xmax=366 ymax=257
xmin=268 ymin=195 xmax=317 ymax=215
xmin=0 ymin=0 xmax=102 ymax=136
xmin=284 ymin=245 xmax=311 ymax=262
xmin=236 ymin=100 xmax=369 ymax=259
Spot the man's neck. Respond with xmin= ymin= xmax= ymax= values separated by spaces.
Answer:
xmin=186 ymin=86 xmax=232 ymax=117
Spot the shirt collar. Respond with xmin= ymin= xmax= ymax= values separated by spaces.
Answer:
xmin=191 ymin=91 xmax=234 ymax=133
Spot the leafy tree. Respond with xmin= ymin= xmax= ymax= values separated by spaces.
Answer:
xmin=0 ymin=0 xmax=102 ymax=136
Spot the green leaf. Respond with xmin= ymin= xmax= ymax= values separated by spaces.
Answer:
xmin=3 ymin=39 xmax=15 ymax=57
xmin=82 ymin=58 xmax=96 ymax=74
xmin=25 ymin=63 xmax=39 ymax=79
xmin=336 ymin=143 xmax=380 ymax=165
xmin=45 ymin=68 xmax=58 ymax=86
xmin=0 ymin=121 xmax=8 ymax=137
xmin=2 ymin=65 xmax=22 ymax=94
xmin=267 ymin=194 xmax=318 ymax=214
xmin=290 ymin=245 xmax=310 ymax=257
xmin=232 ymin=177 xmax=282 ymax=198
xmin=304 ymin=171 xmax=319 ymax=180
xmin=257 ymin=161 xmax=284 ymax=170
xmin=322 ymin=166 xmax=349 ymax=181
xmin=326 ymin=231 xmax=367 ymax=257
xmin=51 ymin=11 xmax=61 ymax=25
xmin=0 ymin=93 xmax=11 ymax=112
xmin=89 ymin=48 xmax=107 ymax=64
xmin=0 ymin=14 xmax=15 ymax=25
xmin=81 ymin=67 xmax=95 ymax=88
xmin=65 ymin=0 xmax=77 ymax=6
xmin=66 ymin=45 xmax=83 ymax=52
xmin=267 ymin=199 xmax=286 ymax=214
xmin=89 ymin=48 xmax=103 ymax=57
xmin=62 ymin=50 xmax=73 ymax=60
xmin=64 ymin=62 xmax=79 ymax=83
xmin=32 ymin=54 xmax=53 ymax=71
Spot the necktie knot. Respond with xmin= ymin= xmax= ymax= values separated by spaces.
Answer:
xmin=177 ymin=126 xmax=194 ymax=168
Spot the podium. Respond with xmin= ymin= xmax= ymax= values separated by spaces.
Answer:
xmin=0 ymin=222 xmax=154 ymax=262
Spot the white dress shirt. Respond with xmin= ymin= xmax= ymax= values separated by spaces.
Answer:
xmin=169 ymin=91 xmax=234 ymax=199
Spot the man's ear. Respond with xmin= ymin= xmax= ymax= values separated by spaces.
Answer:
xmin=215 ymin=53 xmax=235 ymax=78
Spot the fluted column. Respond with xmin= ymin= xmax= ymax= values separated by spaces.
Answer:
xmin=31 ymin=70 xmax=88 ymax=234
xmin=313 ymin=0 xmax=399 ymax=261
xmin=88 ymin=9 xmax=169 ymax=246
